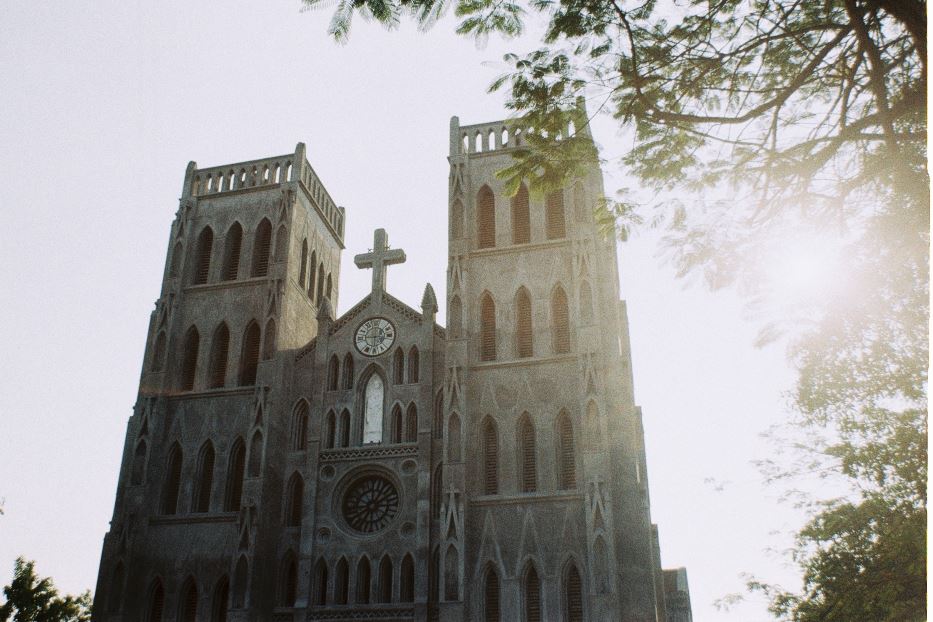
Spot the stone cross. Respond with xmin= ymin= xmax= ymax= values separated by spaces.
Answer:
xmin=355 ymin=228 xmax=406 ymax=294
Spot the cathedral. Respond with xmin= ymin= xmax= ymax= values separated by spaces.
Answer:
xmin=92 ymin=114 xmax=693 ymax=622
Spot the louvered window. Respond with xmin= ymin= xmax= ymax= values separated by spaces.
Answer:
xmin=193 ymin=227 xmax=213 ymax=285
xmin=552 ymin=287 xmax=571 ymax=354
xmin=148 ymin=581 xmax=165 ymax=622
xmin=558 ymin=412 xmax=577 ymax=489
xmin=483 ymin=421 xmax=498 ymax=495
xmin=238 ymin=322 xmax=261 ymax=386
xmin=477 ymin=186 xmax=496 ymax=248
xmin=293 ymin=402 xmax=309 ymax=450
xmin=524 ymin=566 xmax=541 ymax=622
xmin=161 ymin=445 xmax=183 ymax=515
xmin=251 ymin=219 xmax=272 ymax=277
xmin=224 ymin=439 xmax=245 ymax=511
xmin=194 ymin=443 xmax=215 ymax=513
xmin=545 ymin=190 xmax=566 ymax=239
xmin=519 ymin=416 xmax=537 ymax=493
xmin=208 ymin=324 xmax=230 ymax=388
xmin=511 ymin=184 xmax=530 ymax=244
xmin=566 ymin=564 xmax=584 ymax=622
xmin=180 ymin=327 xmax=200 ymax=391
xmin=480 ymin=295 xmax=496 ymax=361
xmin=516 ymin=288 xmax=533 ymax=358
xmin=181 ymin=581 xmax=197 ymax=622
xmin=222 ymin=223 xmax=242 ymax=281
xmin=485 ymin=568 xmax=500 ymax=622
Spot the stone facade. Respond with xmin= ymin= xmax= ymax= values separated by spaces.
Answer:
xmin=93 ymin=118 xmax=691 ymax=622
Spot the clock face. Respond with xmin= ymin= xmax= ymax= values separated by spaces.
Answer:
xmin=355 ymin=317 xmax=396 ymax=356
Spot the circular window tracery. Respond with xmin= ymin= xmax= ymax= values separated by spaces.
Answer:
xmin=341 ymin=475 xmax=400 ymax=533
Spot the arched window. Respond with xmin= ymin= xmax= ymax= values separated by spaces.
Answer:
xmin=408 ymin=346 xmax=420 ymax=383
xmin=316 ymin=264 xmax=325 ymax=302
xmin=431 ymin=464 xmax=443 ymax=519
xmin=147 ymin=579 xmax=165 ymax=622
xmin=480 ymin=293 xmax=496 ymax=361
xmin=449 ymin=295 xmax=462 ymax=339
xmin=477 ymin=185 xmax=496 ymax=248
xmin=551 ymin=286 xmax=571 ymax=354
xmin=161 ymin=443 xmax=182 ymax=515
xmin=298 ymin=239 xmax=308 ymax=286
xmin=251 ymin=218 xmax=272 ymax=277
xmin=377 ymin=555 xmax=393 ymax=603
xmin=284 ymin=473 xmax=303 ymax=526
xmin=545 ymin=190 xmax=566 ymax=239
xmin=169 ymin=241 xmax=183 ymax=278
xmin=247 ymin=431 xmax=263 ymax=477
xmin=151 ymin=330 xmax=167 ymax=371
xmin=211 ymin=576 xmax=229 ymax=622
xmin=224 ymin=438 xmax=245 ymax=511
xmin=193 ymin=441 xmax=215 ymax=513
xmin=444 ymin=545 xmax=459 ymax=601
xmin=239 ymin=321 xmax=261 ymax=386
xmin=393 ymin=348 xmax=405 ymax=384
xmin=339 ymin=409 xmax=351 ymax=447
xmin=334 ymin=558 xmax=350 ymax=605
xmin=292 ymin=401 xmax=309 ymax=451
xmin=308 ymin=250 xmax=318 ymax=299
xmin=579 ymin=281 xmax=594 ymax=324
xmin=262 ymin=318 xmax=276 ymax=360
xmin=356 ymin=557 xmax=371 ymax=604
xmin=180 ymin=326 xmax=200 ymax=391
xmin=391 ymin=404 xmax=403 ymax=444
xmin=313 ymin=558 xmax=328 ymax=606
xmin=362 ymin=373 xmax=385 ymax=443
xmin=516 ymin=287 xmax=533 ymax=358
xmin=448 ymin=413 xmax=461 ymax=462
xmin=274 ymin=224 xmax=288 ymax=263
xmin=326 ymin=273 xmax=333 ymax=300
xmin=511 ymin=183 xmax=530 ymax=244
xmin=557 ymin=410 xmax=577 ymax=490
xmin=327 ymin=355 xmax=339 ymax=391
xmin=519 ymin=414 xmax=537 ymax=493
xmin=405 ymin=404 xmax=417 ymax=443
xmin=130 ymin=440 xmax=147 ymax=486
xmin=323 ymin=410 xmax=336 ymax=449
xmin=434 ymin=392 xmax=444 ymax=439
xmin=451 ymin=199 xmax=464 ymax=239
xmin=208 ymin=323 xmax=230 ymax=388
xmin=400 ymin=554 xmax=415 ymax=603
xmin=193 ymin=227 xmax=213 ymax=285
xmin=232 ymin=556 xmax=248 ymax=608
xmin=482 ymin=419 xmax=498 ymax=495
xmin=222 ymin=223 xmax=243 ymax=281
xmin=565 ymin=563 xmax=584 ymax=622
xmin=281 ymin=554 xmax=298 ymax=606
xmin=180 ymin=578 xmax=197 ymax=622
xmin=342 ymin=353 xmax=354 ymax=390
xmin=484 ymin=566 xmax=500 ymax=622
xmin=524 ymin=564 xmax=542 ymax=622
xmin=108 ymin=562 xmax=125 ymax=612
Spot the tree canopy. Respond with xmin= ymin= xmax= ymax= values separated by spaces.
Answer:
xmin=304 ymin=1 xmax=927 ymax=620
xmin=0 ymin=558 xmax=91 ymax=622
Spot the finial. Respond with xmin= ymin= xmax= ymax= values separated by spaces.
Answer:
xmin=421 ymin=283 xmax=438 ymax=313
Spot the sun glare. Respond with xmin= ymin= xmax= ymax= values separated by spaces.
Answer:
xmin=761 ymin=233 xmax=845 ymax=307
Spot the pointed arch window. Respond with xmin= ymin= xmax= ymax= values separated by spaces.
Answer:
xmin=222 ymin=223 xmax=242 ymax=281
xmin=316 ymin=264 xmax=325 ymax=302
xmin=299 ymin=239 xmax=308 ymax=286
xmin=147 ymin=579 xmax=165 ymax=622
xmin=180 ymin=326 xmax=200 ymax=391
xmin=238 ymin=321 xmax=261 ymax=386
xmin=516 ymin=287 xmax=533 ymax=358
xmin=323 ymin=410 xmax=336 ymax=449
xmin=308 ymin=250 xmax=318 ymax=299
xmin=292 ymin=401 xmax=309 ymax=451
xmin=362 ymin=374 xmax=385 ymax=443
xmin=557 ymin=410 xmax=577 ymax=490
xmin=524 ymin=565 xmax=542 ymax=622
xmin=448 ymin=413 xmax=462 ymax=462
xmin=405 ymin=404 xmax=417 ymax=443
xmin=161 ymin=444 xmax=183 ymax=515
xmin=519 ymin=415 xmax=537 ymax=493
xmin=151 ymin=330 xmax=167 ymax=371
xmin=326 ymin=273 xmax=333 ymax=300
xmin=312 ymin=558 xmax=328 ymax=606
xmin=274 ymin=224 xmax=288 ymax=263
xmin=281 ymin=554 xmax=298 ymax=606
xmin=400 ymin=555 xmax=415 ymax=603
xmin=224 ymin=438 xmax=245 ymax=511
xmin=251 ymin=219 xmax=272 ymax=277
xmin=208 ymin=323 xmax=230 ymax=388
xmin=193 ymin=442 xmax=215 ymax=513
xmin=211 ymin=576 xmax=229 ymax=622
xmin=285 ymin=473 xmax=303 ymax=526
xmin=551 ymin=286 xmax=571 ymax=354
xmin=180 ymin=578 xmax=198 ymax=622
xmin=477 ymin=185 xmax=496 ymax=248
xmin=482 ymin=419 xmax=498 ymax=495
xmin=341 ymin=353 xmax=354 ymax=390
xmin=480 ymin=294 xmax=497 ymax=361
xmin=356 ymin=557 xmax=371 ymax=604
xmin=451 ymin=199 xmax=464 ymax=239
xmin=377 ymin=555 xmax=393 ymax=603
xmin=545 ymin=190 xmax=566 ymax=239
xmin=449 ymin=295 xmax=462 ymax=339
xmin=334 ymin=558 xmax=350 ymax=605
xmin=391 ymin=404 xmax=403 ymax=444
xmin=327 ymin=355 xmax=339 ymax=391
xmin=340 ymin=409 xmax=351 ymax=447
xmin=444 ymin=545 xmax=459 ymax=601
xmin=131 ymin=440 xmax=147 ymax=486
xmin=484 ymin=566 xmax=500 ymax=622
xmin=565 ymin=563 xmax=584 ymax=622
xmin=247 ymin=431 xmax=263 ymax=477
xmin=193 ymin=227 xmax=213 ymax=285
xmin=232 ymin=556 xmax=248 ymax=608
xmin=393 ymin=348 xmax=405 ymax=384
xmin=408 ymin=346 xmax=420 ymax=383
xmin=511 ymin=183 xmax=530 ymax=244
xmin=579 ymin=281 xmax=594 ymax=324
xmin=262 ymin=319 xmax=276 ymax=360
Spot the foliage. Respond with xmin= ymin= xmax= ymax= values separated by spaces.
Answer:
xmin=303 ymin=0 xmax=928 ymax=620
xmin=0 ymin=558 xmax=91 ymax=622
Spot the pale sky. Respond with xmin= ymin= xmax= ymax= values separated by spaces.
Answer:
xmin=1 ymin=1 xmax=808 ymax=619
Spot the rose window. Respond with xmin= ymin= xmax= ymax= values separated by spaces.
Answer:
xmin=341 ymin=475 xmax=400 ymax=533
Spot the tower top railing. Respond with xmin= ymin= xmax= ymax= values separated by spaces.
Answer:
xmin=182 ymin=142 xmax=345 ymax=240
xmin=449 ymin=102 xmax=592 ymax=158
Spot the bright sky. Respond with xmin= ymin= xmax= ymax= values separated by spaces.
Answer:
xmin=0 ymin=1 xmax=809 ymax=618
